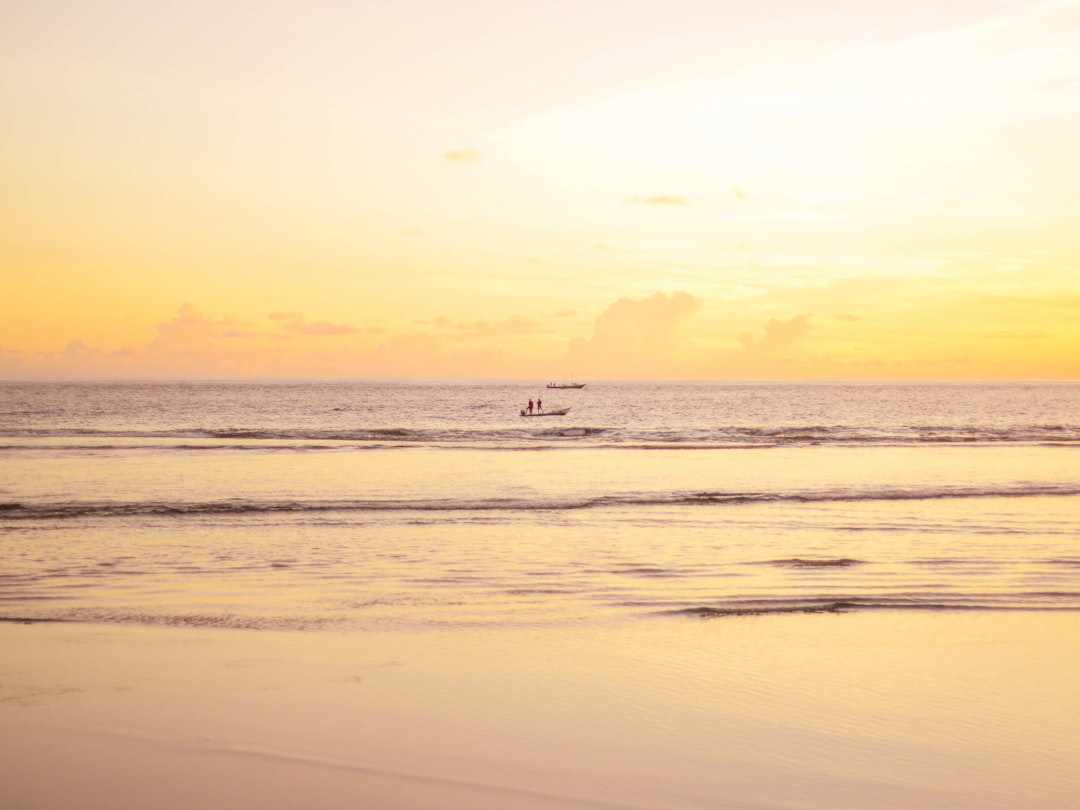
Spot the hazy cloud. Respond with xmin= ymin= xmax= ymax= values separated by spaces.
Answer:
xmin=926 ymin=355 xmax=971 ymax=367
xmin=569 ymin=291 xmax=701 ymax=377
xmin=708 ymin=211 xmax=845 ymax=223
xmin=625 ymin=195 xmax=690 ymax=206
xmin=293 ymin=321 xmax=358 ymax=336
xmin=709 ymin=314 xmax=818 ymax=378
xmin=434 ymin=316 xmax=543 ymax=340
xmin=62 ymin=339 xmax=94 ymax=360
xmin=737 ymin=314 xmax=813 ymax=355
xmin=836 ymin=313 xmax=861 ymax=322
xmin=989 ymin=329 xmax=1048 ymax=339
xmin=645 ymin=195 xmax=689 ymax=206
xmin=730 ymin=187 xmax=748 ymax=201
xmin=268 ymin=311 xmax=358 ymax=336
xmin=435 ymin=317 xmax=488 ymax=331
xmin=148 ymin=304 xmax=221 ymax=350
xmin=444 ymin=148 xmax=483 ymax=163
xmin=0 ymin=305 xmax=258 ymax=378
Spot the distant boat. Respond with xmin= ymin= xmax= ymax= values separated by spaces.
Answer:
xmin=546 ymin=381 xmax=586 ymax=389
xmin=520 ymin=406 xmax=570 ymax=417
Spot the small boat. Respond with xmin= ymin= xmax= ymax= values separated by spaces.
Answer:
xmin=546 ymin=382 xmax=586 ymax=389
xmin=520 ymin=406 xmax=570 ymax=417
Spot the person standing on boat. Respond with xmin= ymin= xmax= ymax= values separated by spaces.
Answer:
xmin=527 ymin=398 xmax=534 ymax=414
xmin=537 ymin=397 xmax=543 ymax=412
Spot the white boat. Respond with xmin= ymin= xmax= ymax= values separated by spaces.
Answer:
xmin=546 ymin=382 xmax=586 ymax=389
xmin=520 ymin=406 xmax=570 ymax=417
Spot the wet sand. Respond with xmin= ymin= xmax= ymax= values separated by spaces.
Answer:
xmin=2 ymin=612 xmax=1078 ymax=809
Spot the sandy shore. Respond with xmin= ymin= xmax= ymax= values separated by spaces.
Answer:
xmin=2 ymin=612 xmax=1078 ymax=809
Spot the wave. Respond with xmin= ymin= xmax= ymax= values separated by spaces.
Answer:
xmin=4 ymin=483 xmax=1080 ymax=521
xmin=0 ymin=443 xmax=373 ymax=454
xmin=0 ymin=610 xmax=345 ymax=631
xmin=3 ymin=424 xmax=1079 ymax=448
xmin=660 ymin=598 xmax=1080 ymax=618
xmin=6 ymin=593 xmax=1079 ymax=632
xmin=664 ymin=601 xmax=857 ymax=617
xmin=760 ymin=558 xmax=864 ymax=568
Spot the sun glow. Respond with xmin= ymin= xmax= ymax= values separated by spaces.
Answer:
xmin=2 ymin=0 xmax=1078 ymax=379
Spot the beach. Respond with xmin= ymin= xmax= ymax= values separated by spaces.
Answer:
xmin=2 ymin=381 xmax=1079 ymax=807
xmin=4 ymin=613 xmax=1079 ymax=809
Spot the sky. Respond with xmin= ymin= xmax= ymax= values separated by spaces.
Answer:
xmin=2 ymin=0 xmax=1078 ymax=379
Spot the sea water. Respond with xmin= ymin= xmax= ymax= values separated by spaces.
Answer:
xmin=2 ymin=380 xmax=1079 ymax=630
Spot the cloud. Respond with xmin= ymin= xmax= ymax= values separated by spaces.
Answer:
xmin=646 ymin=195 xmax=689 ymax=206
xmin=435 ymin=317 xmax=487 ymax=331
xmin=0 ymin=339 xmax=140 ymax=378
xmin=62 ymin=339 xmax=95 ymax=361
xmin=433 ymin=316 xmax=544 ymax=340
xmin=708 ymin=211 xmax=846 ymax=223
xmin=25 ymin=304 xmax=365 ymax=377
xmin=293 ymin=321 xmax=358 ymax=336
xmin=988 ymin=329 xmax=1048 ymax=339
xmin=0 ymin=305 xmax=255 ymax=378
xmin=626 ymin=195 xmax=690 ymax=206
xmin=737 ymin=314 xmax=812 ymax=355
xmin=148 ymin=304 xmax=222 ymax=350
xmin=705 ymin=314 xmax=820 ymax=378
xmin=267 ymin=311 xmax=358 ymax=336
xmin=836 ymin=313 xmax=861 ymax=322
xmin=730 ymin=187 xmax=748 ymax=201
xmin=568 ymin=291 xmax=702 ymax=377
xmin=444 ymin=148 xmax=483 ymax=163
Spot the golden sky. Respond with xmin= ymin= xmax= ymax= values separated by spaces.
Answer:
xmin=2 ymin=0 xmax=1078 ymax=379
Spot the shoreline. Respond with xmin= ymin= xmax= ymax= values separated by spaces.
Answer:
xmin=3 ymin=612 xmax=1078 ymax=809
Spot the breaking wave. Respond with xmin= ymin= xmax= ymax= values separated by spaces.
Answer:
xmin=0 ymin=610 xmax=345 ymax=631
xmin=659 ymin=598 xmax=1080 ymax=618
xmin=761 ymin=558 xmax=864 ymax=568
xmin=3 ymin=423 xmax=1079 ymax=448
xmin=4 ymin=482 xmax=1080 ymax=521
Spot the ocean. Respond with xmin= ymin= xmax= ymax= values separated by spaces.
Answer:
xmin=2 ymin=380 xmax=1079 ymax=630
